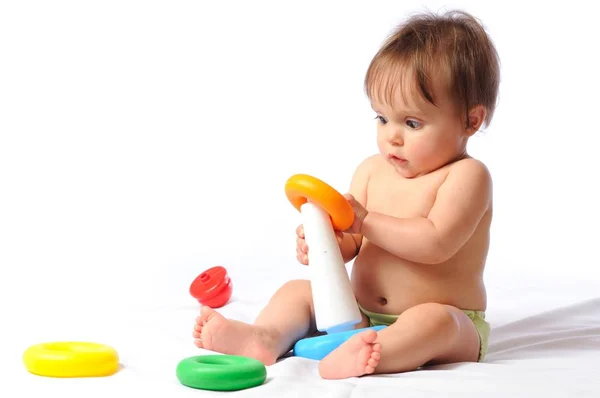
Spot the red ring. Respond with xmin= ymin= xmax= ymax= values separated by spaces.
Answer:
xmin=189 ymin=266 xmax=232 ymax=308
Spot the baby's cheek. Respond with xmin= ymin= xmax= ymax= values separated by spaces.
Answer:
xmin=409 ymin=140 xmax=435 ymax=164
xmin=376 ymin=136 xmax=388 ymax=153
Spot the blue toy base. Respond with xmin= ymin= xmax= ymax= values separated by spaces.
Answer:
xmin=293 ymin=326 xmax=387 ymax=360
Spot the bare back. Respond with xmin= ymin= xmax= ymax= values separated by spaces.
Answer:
xmin=351 ymin=155 xmax=491 ymax=315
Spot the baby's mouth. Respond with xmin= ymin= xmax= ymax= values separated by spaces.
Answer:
xmin=389 ymin=154 xmax=407 ymax=164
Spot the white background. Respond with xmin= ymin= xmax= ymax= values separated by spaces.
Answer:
xmin=1 ymin=0 xmax=599 ymax=392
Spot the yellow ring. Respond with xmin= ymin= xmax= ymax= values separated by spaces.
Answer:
xmin=285 ymin=174 xmax=354 ymax=231
xmin=23 ymin=342 xmax=119 ymax=378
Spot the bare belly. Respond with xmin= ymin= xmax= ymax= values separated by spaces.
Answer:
xmin=351 ymin=242 xmax=487 ymax=315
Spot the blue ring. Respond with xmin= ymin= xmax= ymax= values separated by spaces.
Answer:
xmin=293 ymin=326 xmax=386 ymax=360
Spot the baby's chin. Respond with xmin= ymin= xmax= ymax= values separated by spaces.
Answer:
xmin=383 ymin=158 xmax=414 ymax=177
xmin=390 ymin=163 xmax=420 ymax=178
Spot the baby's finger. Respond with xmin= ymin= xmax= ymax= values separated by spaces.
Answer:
xmin=296 ymin=237 xmax=304 ymax=252
xmin=296 ymin=224 xmax=305 ymax=238
xmin=297 ymin=251 xmax=308 ymax=265
xmin=296 ymin=236 xmax=308 ymax=253
xmin=335 ymin=231 xmax=344 ymax=244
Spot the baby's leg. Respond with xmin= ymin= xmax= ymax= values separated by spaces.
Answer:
xmin=319 ymin=303 xmax=480 ymax=379
xmin=193 ymin=280 xmax=316 ymax=365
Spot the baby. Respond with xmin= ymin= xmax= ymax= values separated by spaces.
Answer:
xmin=193 ymin=9 xmax=500 ymax=379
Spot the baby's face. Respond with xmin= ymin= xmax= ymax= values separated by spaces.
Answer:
xmin=371 ymin=81 xmax=469 ymax=178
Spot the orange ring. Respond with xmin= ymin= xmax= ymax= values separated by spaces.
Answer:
xmin=285 ymin=174 xmax=354 ymax=231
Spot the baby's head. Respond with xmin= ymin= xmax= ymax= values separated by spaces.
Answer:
xmin=364 ymin=10 xmax=500 ymax=177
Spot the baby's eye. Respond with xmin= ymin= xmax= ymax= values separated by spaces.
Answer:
xmin=406 ymin=119 xmax=421 ymax=129
xmin=375 ymin=116 xmax=388 ymax=125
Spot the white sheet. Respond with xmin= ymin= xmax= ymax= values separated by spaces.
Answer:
xmin=2 ymin=1 xmax=600 ymax=397
xmin=3 ymin=257 xmax=599 ymax=398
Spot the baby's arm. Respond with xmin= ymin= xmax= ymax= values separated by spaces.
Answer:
xmin=339 ymin=233 xmax=360 ymax=263
xmin=360 ymin=158 xmax=492 ymax=264
xmin=338 ymin=155 xmax=377 ymax=263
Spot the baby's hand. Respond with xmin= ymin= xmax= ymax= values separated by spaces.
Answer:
xmin=295 ymin=224 xmax=344 ymax=266
xmin=296 ymin=224 xmax=309 ymax=265
xmin=343 ymin=193 xmax=369 ymax=234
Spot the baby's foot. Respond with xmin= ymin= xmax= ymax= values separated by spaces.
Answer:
xmin=318 ymin=329 xmax=381 ymax=379
xmin=192 ymin=306 xmax=279 ymax=365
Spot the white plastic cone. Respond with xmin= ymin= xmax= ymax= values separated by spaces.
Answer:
xmin=300 ymin=201 xmax=362 ymax=333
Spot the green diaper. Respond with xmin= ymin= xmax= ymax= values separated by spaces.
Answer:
xmin=358 ymin=304 xmax=490 ymax=361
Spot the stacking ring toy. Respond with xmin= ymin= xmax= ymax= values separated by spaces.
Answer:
xmin=23 ymin=342 xmax=119 ymax=377
xmin=176 ymin=354 xmax=266 ymax=391
xmin=294 ymin=326 xmax=386 ymax=360
xmin=190 ymin=265 xmax=233 ymax=308
xmin=285 ymin=174 xmax=354 ymax=231
xmin=285 ymin=173 xmax=362 ymax=333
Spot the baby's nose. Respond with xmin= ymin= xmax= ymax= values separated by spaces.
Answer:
xmin=388 ymin=130 xmax=403 ymax=146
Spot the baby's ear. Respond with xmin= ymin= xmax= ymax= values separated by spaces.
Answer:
xmin=465 ymin=105 xmax=486 ymax=135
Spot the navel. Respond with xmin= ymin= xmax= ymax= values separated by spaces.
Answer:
xmin=378 ymin=296 xmax=388 ymax=306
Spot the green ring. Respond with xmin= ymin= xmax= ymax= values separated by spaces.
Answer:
xmin=176 ymin=355 xmax=266 ymax=391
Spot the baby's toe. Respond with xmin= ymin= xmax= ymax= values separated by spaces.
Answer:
xmin=358 ymin=347 xmax=372 ymax=364
xmin=367 ymin=357 xmax=379 ymax=368
xmin=360 ymin=330 xmax=378 ymax=344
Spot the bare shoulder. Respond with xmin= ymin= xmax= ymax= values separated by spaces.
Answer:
xmin=356 ymin=153 xmax=384 ymax=174
xmin=350 ymin=154 xmax=383 ymax=183
xmin=448 ymin=158 xmax=492 ymax=187
xmin=349 ymin=154 xmax=383 ymax=205
xmin=443 ymin=157 xmax=493 ymax=207
xmin=449 ymin=156 xmax=490 ymax=173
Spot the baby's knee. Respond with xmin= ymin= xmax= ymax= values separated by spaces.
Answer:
xmin=271 ymin=279 xmax=314 ymax=312
xmin=404 ymin=303 xmax=460 ymax=339
xmin=275 ymin=279 xmax=312 ymax=299
xmin=280 ymin=279 xmax=310 ymax=291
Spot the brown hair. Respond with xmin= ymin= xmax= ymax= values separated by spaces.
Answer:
xmin=365 ymin=10 xmax=500 ymax=128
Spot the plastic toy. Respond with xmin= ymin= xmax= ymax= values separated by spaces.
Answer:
xmin=23 ymin=342 xmax=119 ymax=377
xmin=176 ymin=354 xmax=266 ymax=391
xmin=293 ymin=325 xmax=386 ymax=360
xmin=285 ymin=174 xmax=363 ymax=334
xmin=190 ymin=265 xmax=232 ymax=308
